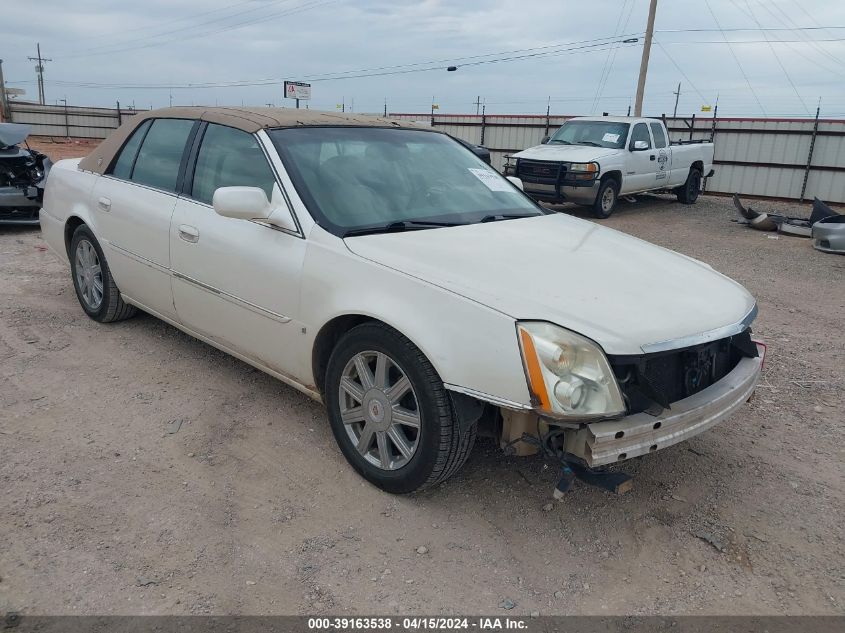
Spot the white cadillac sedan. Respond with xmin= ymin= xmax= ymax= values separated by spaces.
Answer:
xmin=40 ymin=107 xmax=763 ymax=494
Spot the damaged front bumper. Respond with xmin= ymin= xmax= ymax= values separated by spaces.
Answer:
xmin=563 ymin=350 xmax=763 ymax=467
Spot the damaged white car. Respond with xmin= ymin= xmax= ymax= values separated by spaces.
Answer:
xmin=40 ymin=107 xmax=764 ymax=494
xmin=1 ymin=123 xmax=51 ymax=225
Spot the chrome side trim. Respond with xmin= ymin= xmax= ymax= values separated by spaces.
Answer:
xmin=640 ymin=303 xmax=758 ymax=354
xmin=443 ymin=383 xmax=532 ymax=411
xmin=107 ymin=242 xmax=171 ymax=274
xmin=171 ymin=271 xmax=292 ymax=324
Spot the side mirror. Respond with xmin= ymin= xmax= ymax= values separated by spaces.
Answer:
xmin=506 ymin=176 xmax=524 ymax=191
xmin=213 ymin=184 xmax=298 ymax=232
xmin=540 ymin=135 xmax=551 ymax=144
xmin=213 ymin=186 xmax=271 ymax=220
xmin=631 ymin=140 xmax=649 ymax=151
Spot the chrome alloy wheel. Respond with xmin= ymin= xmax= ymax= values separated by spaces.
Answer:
xmin=338 ymin=350 xmax=421 ymax=471
xmin=75 ymin=239 xmax=104 ymax=310
xmin=601 ymin=185 xmax=616 ymax=213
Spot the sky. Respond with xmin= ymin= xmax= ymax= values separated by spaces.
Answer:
xmin=2 ymin=0 xmax=845 ymax=118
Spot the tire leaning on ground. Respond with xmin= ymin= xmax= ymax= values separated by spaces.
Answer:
xmin=324 ymin=322 xmax=477 ymax=494
xmin=591 ymin=177 xmax=620 ymax=219
xmin=676 ymin=168 xmax=703 ymax=204
xmin=69 ymin=224 xmax=137 ymax=323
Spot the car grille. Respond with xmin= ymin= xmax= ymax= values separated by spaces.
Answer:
xmin=609 ymin=330 xmax=756 ymax=415
xmin=517 ymin=159 xmax=565 ymax=181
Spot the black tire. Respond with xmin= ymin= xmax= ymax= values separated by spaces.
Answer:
xmin=676 ymin=168 xmax=702 ymax=204
xmin=591 ymin=177 xmax=619 ymax=218
xmin=325 ymin=322 xmax=476 ymax=494
xmin=69 ymin=224 xmax=137 ymax=323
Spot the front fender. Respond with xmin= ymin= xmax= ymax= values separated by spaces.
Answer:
xmin=300 ymin=227 xmax=532 ymax=409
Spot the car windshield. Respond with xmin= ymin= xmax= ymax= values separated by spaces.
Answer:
xmin=549 ymin=121 xmax=630 ymax=149
xmin=268 ymin=127 xmax=542 ymax=236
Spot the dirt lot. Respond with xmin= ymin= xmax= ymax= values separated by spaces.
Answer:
xmin=1 ymin=192 xmax=843 ymax=616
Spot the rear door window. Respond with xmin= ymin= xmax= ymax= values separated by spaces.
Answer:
xmin=130 ymin=119 xmax=195 ymax=192
xmin=109 ymin=119 xmax=151 ymax=180
xmin=650 ymin=122 xmax=667 ymax=148
xmin=190 ymin=124 xmax=276 ymax=205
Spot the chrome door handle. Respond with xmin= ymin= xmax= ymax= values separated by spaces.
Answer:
xmin=178 ymin=224 xmax=199 ymax=243
xmin=98 ymin=196 xmax=111 ymax=211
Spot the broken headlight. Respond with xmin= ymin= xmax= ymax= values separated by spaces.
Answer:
xmin=517 ymin=322 xmax=625 ymax=418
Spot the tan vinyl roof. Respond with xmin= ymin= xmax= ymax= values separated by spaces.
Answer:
xmin=78 ymin=106 xmax=432 ymax=174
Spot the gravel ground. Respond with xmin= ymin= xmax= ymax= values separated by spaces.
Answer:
xmin=1 ymin=191 xmax=843 ymax=616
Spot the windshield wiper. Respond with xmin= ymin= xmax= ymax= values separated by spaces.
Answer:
xmin=480 ymin=213 xmax=539 ymax=223
xmin=548 ymin=139 xmax=571 ymax=144
xmin=343 ymin=219 xmax=461 ymax=237
xmin=577 ymin=141 xmax=603 ymax=147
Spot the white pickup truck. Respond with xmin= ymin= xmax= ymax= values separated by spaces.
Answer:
xmin=507 ymin=116 xmax=715 ymax=217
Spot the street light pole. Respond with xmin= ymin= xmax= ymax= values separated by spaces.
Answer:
xmin=633 ymin=0 xmax=658 ymax=117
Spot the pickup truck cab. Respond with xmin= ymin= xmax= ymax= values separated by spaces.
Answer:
xmin=41 ymin=107 xmax=760 ymax=495
xmin=507 ymin=116 xmax=715 ymax=218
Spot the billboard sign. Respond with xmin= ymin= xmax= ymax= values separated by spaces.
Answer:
xmin=284 ymin=81 xmax=311 ymax=101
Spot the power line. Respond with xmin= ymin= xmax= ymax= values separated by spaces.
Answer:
xmin=62 ymin=0 xmax=338 ymax=58
xmin=591 ymin=0 xmax=636 ymax=113
xmin=741 ymin=0 xmax=809 ymax=115
xmin=653 ymin=41 xmax=708 ymax=103
xmin=704 ymin=0 xmax=766 ymax=114
xmin=20 ymin=34 xmax=642 ymax=90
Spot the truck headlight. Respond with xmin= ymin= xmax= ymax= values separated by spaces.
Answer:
xmin=517 ymin=322 xmax=625 ymax=418
xmin=568 ymin=162 xmax=598 ymax=173
xmin=567 ymin=162 xmax=599 ymax=181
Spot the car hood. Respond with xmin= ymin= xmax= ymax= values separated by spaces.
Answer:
xmin=512 ymin=144 xmax=619 ymax=162
xmin=344 ymin=214 xmax=756 ymax=355
xmin=0 ymin=123 xmax=31 ymax=149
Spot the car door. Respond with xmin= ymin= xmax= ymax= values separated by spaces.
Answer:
xmin=622 ymin=122 xmax=657 ymax=194
xmin=649 ymin=122 xmax=672 ymax=186
xmin=91 ymin=117 xmax=198 ymax=320
xmin=169 ymin=122 xmax=307 ymax=379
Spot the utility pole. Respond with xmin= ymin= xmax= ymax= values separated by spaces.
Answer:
xmin=0 ymin=59 xmax=10 ymax=121
xmin=634 ymin=0 xmax=658 ymax=117
xmin=383 ymin=97 xmax=387 ymax=117
xmin=672 ymin=82 xmax=681 ymax=118
xmin=27 ymin=43 xmax=51 ymax=105
xmin=474 ymin=95 xmax=482 ymax=116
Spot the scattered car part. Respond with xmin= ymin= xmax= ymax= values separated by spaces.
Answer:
xmin=809 ymin=197 xmax=839 ymax=225
xmin=749 ymin=213 xmax=778 ymax=231
xmin=776 ymin=218 xmax=812 ymax=238
xmin=733 ymin=193 xmax=759 ymax=221
xmin=0 ymin=123 xmax=52 ymax=225
xmin=812 ymin=215 xmax=845 ymax=255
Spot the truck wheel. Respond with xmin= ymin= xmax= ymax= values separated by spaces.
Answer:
xmin=325 ymin=322 xmax=476 ymax=494
xmin=677 ymin=168 xmax=702 ymax=204
xmin=70 ymin=224 xmax=137 ymax=323
xmin=591 ymin=178 xmax=619 ymax=218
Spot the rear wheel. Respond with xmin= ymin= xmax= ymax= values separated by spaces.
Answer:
xmin=591 ymin=178 xmax=619 ymax=218
xmin=70 ymin=225 xmax=136 ymax=323
xmin=676 ymin=168 xmax=702 ymax=204
xmin=325 ymin=322 xmax=476 ymax=493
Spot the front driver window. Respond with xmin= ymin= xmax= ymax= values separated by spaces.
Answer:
xmin=191 ymin=124 xmax=276 ymax=205
xmin=630 ymin=123 xmax=651 ymax=150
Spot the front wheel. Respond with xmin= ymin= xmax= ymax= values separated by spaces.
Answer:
xmin=591 ymin=178 xmax=619 ymax=218
xmin=325 ymin=322 xmax=476 ymax=494
xmin=676 ymin=168 xmax=702 ymax=204
xmin=70 ymin=224 xmax=136 ymax=323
